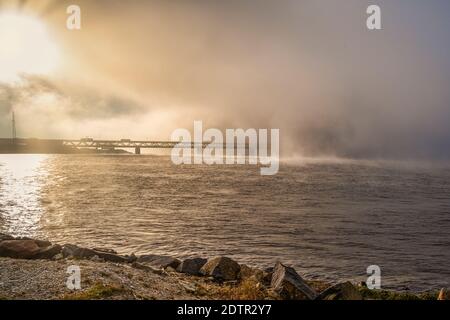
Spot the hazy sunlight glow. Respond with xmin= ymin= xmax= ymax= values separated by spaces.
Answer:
xmin=0 ymin=11 xmax=61 ymax=83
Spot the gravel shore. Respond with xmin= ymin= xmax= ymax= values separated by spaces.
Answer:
xmin=0 ymin=257 xmax=234 ymax=300
xmin=0 ymin=234 xmax=444 ymax=300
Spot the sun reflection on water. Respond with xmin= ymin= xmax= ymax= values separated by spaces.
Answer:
xmin=0 ymin=155 xmax=49 ymax=237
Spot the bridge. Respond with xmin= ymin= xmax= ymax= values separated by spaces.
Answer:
xmin=62 ymin=139 xmax=212 ymax=154
xmin=0 ymin=138 xmax=242 ymax=154
xmin=2 ymin=114 xmax=244 ymax=154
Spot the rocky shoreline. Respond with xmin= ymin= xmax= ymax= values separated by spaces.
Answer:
xmin=0 ymin=233 xmax=447 ymax=300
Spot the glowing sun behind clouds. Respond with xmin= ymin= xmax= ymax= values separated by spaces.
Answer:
xmin=0 ymin=11 xmax=61 ymax=83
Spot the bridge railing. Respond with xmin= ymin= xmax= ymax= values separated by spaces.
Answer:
xmin=61 ymin=140 xmax=248 ymax=149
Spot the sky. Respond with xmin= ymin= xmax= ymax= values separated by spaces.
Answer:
xmin=1 ymin=0 xmax=450 ymax=159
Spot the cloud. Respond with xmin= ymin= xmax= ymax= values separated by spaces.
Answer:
xmin=0 ymin=75 xmax=151 ymax=138
xmin=2 ymin=0 xmax=450 ymax=159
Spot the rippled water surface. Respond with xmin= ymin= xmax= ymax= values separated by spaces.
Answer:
xmin=1 ymin=154 xmax=449 ymax=291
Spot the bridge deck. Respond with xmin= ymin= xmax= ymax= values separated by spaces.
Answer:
xmin=61 ymin=140 xmax=210 ymax=149
xmin=0 ymin=138 xmax=245 ymax=152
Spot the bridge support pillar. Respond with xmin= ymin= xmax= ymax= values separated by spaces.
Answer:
xmin=135 ymin=147 xmax=141 ymax=155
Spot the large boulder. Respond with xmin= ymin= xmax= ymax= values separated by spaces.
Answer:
xmin=0 ymin=240 xmax=42 ymax=259
xmin=31 ymin=239 xmax=52 ymax=248
xmin=177 ymin=258 xmax=207 ymax=275
xmin=0 ymin=240 xmax=60 ymax=259
xmin=200 ymin=257 xmax=241 ymax=281
xmin=62 ymin=244 xmax=96 ymax=258
xmin=62 ymin=244 xmax=128 ymax=263
xmin=96 ymin=251 xmax=128 ymax=263
xmin=137 ymin=254 xmax=181 ymax=269
xmin=270 ymin=262 xmax=317 ymax=300
xmin=316 ymin=282 xmax=363 ymax=300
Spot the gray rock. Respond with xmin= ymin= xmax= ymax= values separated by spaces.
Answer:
xmin=92 ymin=247 xmax=117 ymax=254
xmin=61 ymin=244 xmax=128 ymax=263
xmin=200 ymin=257 xmax=241 ymax=281
xmin=0 ymin=238 xmax=125 ymax=263
xmin=165 ymin=266 xmax=177 ymax=273
xmin=53 ymin=253 xmax=64 ymax=260
xmin=270 ymin=262 xmax=317 ymax=300
xmin=137 ymin=254 xmax=181 ymax=269
xmin=316 ymin=281 xmax=363 ymax=300
xmin=126 ymin=253 xmax=137 ymax=263
xmin=177 ymin=258 xmax=207 ymax=275
xmin=62 ymin=244 xmax=96 ymax=259
xmin=35 ymin=244 xmax=62 ymax=259
xmin=95 ymin=251 xmax=128 ymax=263
xmin=90 ymin=255 xmax=104 ymax=262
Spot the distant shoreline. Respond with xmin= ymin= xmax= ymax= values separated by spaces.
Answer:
xmin=0 ymin=138 xmax=134 ymax=154
xmin=0 ymin=149 xmax=132 ymax=155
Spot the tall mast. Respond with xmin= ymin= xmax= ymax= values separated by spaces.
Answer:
xmin=12 ymin=111 xmax=17 ymax=140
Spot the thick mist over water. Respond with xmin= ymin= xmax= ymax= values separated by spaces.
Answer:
xmin=1 ymin=0 xmax=450 ymax=159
